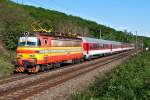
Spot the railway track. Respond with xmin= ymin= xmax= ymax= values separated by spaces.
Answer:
xmin=0 ymin=50 xmax=136 ymax=100
xmin=0 ymin=74 xmax=28 ymax=85
xmin=0 ymin=63 xmax=73 ymax=85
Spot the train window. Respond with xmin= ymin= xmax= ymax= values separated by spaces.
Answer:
xmin=96 ymin=44 xmax=99 ymax=49
xmin=51 ymin=39 xmax=59 ymax=46
xmin=51 ymin=38 xmax=82 ymax=47
xmin=37 ymin=39 xmax=41 ymax=46
xmin=90 ymin=45 xmax=93 ymax=49
xmin=103 ymin=44 xmax=109 ymax=49
xmin=44 ymin=39 xmax=48 ymax=46
xmin=112 ymin=44 xmax=117 ymax=48
xmin=98 ymin=44 xmax=103 ymax=49
xmin=18 ymin=37 xmax=38 ymax=47
xmin=60 ymin=40 xmax=70 ymax=47
xmin=72 ymin=41 xmax=81 ymax=47
xmin=103 ymin=44 xmax=105 ymax=48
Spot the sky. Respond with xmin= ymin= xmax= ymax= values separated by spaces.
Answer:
xmin=11 ymin=0 xmax=150 ymax=37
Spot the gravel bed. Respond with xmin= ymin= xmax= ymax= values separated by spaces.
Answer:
xmin=27 ymin=55 xmax=131 ymax=100
xmin=0 ymin=54 xmax=115 ymax=96
xmin=0 ymin=52 xmax=120 ymax=93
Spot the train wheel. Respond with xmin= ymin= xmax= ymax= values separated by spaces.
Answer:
xmin=72 ymin=59 xmax=76 ymax=64
xmin=80 ymin=58 xmax=84 ymax=62
xmin=47 ymin=64 xmax=53 ymax=70
xmin=52 ymin=62 xmax=60 ymax=68
xmin=76 ymin=59 xmax=81 ymax=64
xmin=87 ymin=56 xmax=91 ymax=61
xmin=44 ymin=65 xmax=49 ymax=71
xmin=56 ymin=62 xmax=61 ymax=68
xmin=35 ymin=65 xmax=40 ymax=73
xmin=40 ymin=66 xmax=45 ymax=72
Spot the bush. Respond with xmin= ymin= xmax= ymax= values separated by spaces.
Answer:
xmin=71 ymin=51 xmax=150 ymax=100
xmin=0 ymin=50 xmax=15 ymax=77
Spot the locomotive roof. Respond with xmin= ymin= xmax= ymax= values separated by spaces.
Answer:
xmin=80 ymin=37 xmax=122 ymax=45
xmin=21 ymin=32 xmax=82 ymax=40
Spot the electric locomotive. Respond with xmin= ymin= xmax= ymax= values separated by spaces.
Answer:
xmin=15 ymin=32 xmax=83 ymax=73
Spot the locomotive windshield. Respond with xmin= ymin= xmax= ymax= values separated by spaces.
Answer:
xmin=18 ymin=37 xmax=41 ymax=46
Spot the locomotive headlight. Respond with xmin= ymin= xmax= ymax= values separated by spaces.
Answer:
xmin=29 ymin=54 xmax=35 ymax=58
xmin=18 ymin=54 xmax=23 ymax=58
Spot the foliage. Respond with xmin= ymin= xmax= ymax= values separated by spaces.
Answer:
xmin=71 ymin=51 xmax=150 ymax=100
xmin=0 ymin=50 xmax=14 ymax=77
xmin=0 ymin=0 xmax=150 ymax=50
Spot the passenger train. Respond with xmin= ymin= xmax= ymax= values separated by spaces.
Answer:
xmin=15 ymin=32 xmax=134 ymax=73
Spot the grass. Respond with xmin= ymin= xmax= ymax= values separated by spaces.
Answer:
xmin=0 ymin=50 xmax=15 ymax=77
xmin=71 ymin=51 xmax=150 ymax=100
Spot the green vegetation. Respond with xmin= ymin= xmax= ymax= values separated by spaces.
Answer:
xmin=0 ymin=0 xmax=150 ymax=50
xmin=71 ymin=51 xmax=150 ymax=100
xmin=0 ymin=50 xmax=14 ymax=77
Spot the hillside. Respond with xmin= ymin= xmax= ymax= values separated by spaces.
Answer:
xmin=0 ymin=0 xmax=150 ymax=77
xmin=1 ymin=0 xmax=150 ymax=50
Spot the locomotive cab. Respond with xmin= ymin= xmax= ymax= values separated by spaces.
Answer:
xmin=16 ymin=36 xmax=41 ymax=73
xmin=18 ymin=37 xmax=41 ymax=47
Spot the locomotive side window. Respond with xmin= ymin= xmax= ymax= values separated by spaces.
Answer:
xmin=72 ymin=40 xmax=81 ymax=47
xmin=37 ymin=39 xmax=41 ymax=46
xmin=51 ymin=39 xmax=82 ymax=47
xmin=51 ymin=39 xmax=60 ymax=46
xmin=103 ymin=44 xmax=109 ymax=49
xmin=44 ymin=39 xmax=48 ymax=46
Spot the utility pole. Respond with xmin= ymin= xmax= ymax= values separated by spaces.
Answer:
xmin=135 ymin=31 xmax=138 ymax=51
xmin=124 ymin=29 xmax=127 ymax=42
xmin=141 ymin=33 xmax=144 ymax=51
xmin=82 ymin=31 xmax=84 ymax=37
xmin=99 ymin=29 xmax=101 ymax=39
xmin=136 ymin=31 xmax=138 ymax=48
